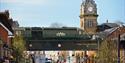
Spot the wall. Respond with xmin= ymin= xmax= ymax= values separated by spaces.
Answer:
xmin=0 ymin=25 xmax=8 ymax=43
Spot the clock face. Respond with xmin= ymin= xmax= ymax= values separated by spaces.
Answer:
xmin=88 ymin=7 xmax=93 ymax=12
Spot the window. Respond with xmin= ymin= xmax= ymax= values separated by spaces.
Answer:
xmin=24 ymin=30 xmax=32 ymax=37
xmin=85 ymin=20 xmax=93 ymax=27
xmin=32 ymin=31 xmax=42 ymax=39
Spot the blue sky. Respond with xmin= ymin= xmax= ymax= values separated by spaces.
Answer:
xmin=0 ymin=0 xmax=125 ymax=27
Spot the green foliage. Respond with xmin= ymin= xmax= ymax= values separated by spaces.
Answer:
xmin=97 ymin=39 xmax=118 ymax=63
xmin=12 ymin=35 xmax=26 ymax=63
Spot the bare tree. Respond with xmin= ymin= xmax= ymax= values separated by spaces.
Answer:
xmin=115 ymin=21 xmax=124 ymax=26
xmin=49 ymin=22 xmax=66 ymax=28
xmin=97 ymin=39 xmax=118 ymax=63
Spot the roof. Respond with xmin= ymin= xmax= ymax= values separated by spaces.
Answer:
xmin=97 ymin=27 xmax=118 ymax=39
xmin=20 ymin=27 xmax=82 ymax=31
xmin=0 ymin=22 xmax=13 ymax=35
xmin=97 ymin=23 xmax=119 ymax=32
xmin=102 ymin=23 xmax=119 ymax=28
xmin=0 ymin=11 xmax=13 ymax=33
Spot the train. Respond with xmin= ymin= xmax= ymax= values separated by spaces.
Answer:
xmin=20 ymin=27 xmax=91 ymax=40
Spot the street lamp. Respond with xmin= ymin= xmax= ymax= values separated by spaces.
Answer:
xmin=118 ymin=27 xmax=121 ymax=63
xmin=29 ymin=44 xmax=32 ymax=48
xmin=0 ymin=39 xmax=3 ymax=45
xmin=28 ymin=43 xmax=35 ymax=63
xmin=0 ymin=39 xmax=3 ymax=58
xmin=58 ymin=43 xmax=61 ymax=48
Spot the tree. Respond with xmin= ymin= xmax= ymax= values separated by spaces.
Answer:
xmin=97 ymin=39 xmax=118 ymax=63
xmin=12 ymin=35 xmax=26 ymax=63
xmin=115 ymin=21 xmax=124 ymax=26
xmin=50 ymin=22 xmax=66 ymax=28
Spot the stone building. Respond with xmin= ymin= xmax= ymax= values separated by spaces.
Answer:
xmin=80 ymin=0 xmax=98 ymax=34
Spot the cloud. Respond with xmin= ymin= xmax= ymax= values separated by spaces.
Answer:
xmin=1 ymin=0 xmax=48 ymax=5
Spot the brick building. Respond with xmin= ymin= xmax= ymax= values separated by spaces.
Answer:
xmin=0 ymin=10 xmax=14 ymax=59
xmin=98 ymin=25 xmax=125 ymax=62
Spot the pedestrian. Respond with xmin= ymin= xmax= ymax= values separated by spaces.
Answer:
xmin=56 ymin=60 xmax=59 ymax=63
xmin=63 ymin=59 xmax=66 ymax=63
xmin=31 ymin=54 xmax=35 ymax=63
xmin=9 ymin=55 xmax=15 ymax=63
xmin=0 ymin=57 xmax=5 ymax=63
xmin=4 ymin=57 xmax=9 ymax=63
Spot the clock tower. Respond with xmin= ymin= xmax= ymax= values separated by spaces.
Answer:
xmin=80 ymin=0 xmax=98 ymax=34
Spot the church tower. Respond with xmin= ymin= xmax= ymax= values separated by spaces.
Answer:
xmin=80 ymin=0 xmax=98 ymax=34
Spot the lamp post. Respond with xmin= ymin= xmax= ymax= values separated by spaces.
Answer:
xmin=0 ymin=39 xmax=2 ymax=44
xmin=117 ymin=26 xmax=122 ymax=63
xmin=0 ymin=39 xmax=3 ymax=58
xmin=118 ymin=32 xmax=120 ymax=63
